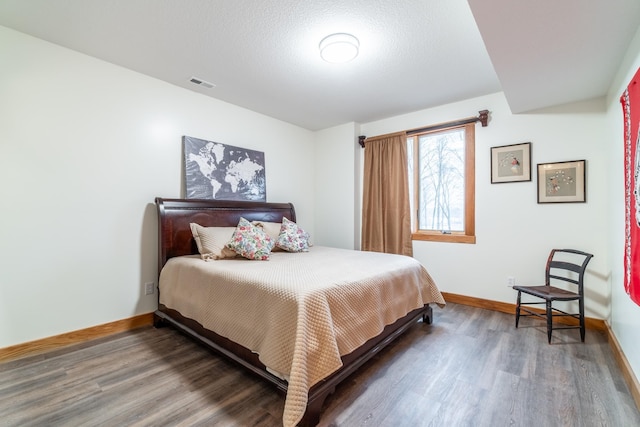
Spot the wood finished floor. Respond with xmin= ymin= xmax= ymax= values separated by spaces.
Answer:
xmin=1 ymin=303 xmax=638 ymax=427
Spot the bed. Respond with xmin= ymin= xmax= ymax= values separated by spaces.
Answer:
xmin=153 ymin=197 xmax=445 ymax=426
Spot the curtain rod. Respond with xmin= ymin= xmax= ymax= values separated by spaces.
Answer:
xmin=358 ymin=109 xmax=489 ymax=148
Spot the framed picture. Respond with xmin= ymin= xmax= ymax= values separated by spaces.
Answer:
xmin=537 ymin=160 xmax=586 ymax=203
xmin=183 ymin=135 xmax=266 ymax=201
xmin=490 ymin=142 xmax=531 ymax=183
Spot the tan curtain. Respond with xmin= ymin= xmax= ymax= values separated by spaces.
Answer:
xmin=361 ymin=131 xmax=413 ymax=256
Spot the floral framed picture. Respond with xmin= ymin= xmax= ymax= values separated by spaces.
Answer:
xmin=490 ymin=142 xmax=532 ymax=183
xmin=537 ymin=160 xmax=586 ymax=203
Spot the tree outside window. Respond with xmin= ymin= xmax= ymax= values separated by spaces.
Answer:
xmin=408 ymin=123 xmax=475 ymax=243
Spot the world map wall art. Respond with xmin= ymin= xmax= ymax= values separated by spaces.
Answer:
xmin=183 ymin=135 xmax=266 ymax=201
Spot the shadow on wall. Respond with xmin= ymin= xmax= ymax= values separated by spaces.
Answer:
xmin=585 ymin=268 xmax=612 ymax=319
xmin=135 ymin=202 xmax=159 ymax=315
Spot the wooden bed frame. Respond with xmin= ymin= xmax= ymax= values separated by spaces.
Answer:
xmin=154 ymin=197 xmax=433 ymax=426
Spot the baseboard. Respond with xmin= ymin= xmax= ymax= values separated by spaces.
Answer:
xmin=0 ymin=313 xmax=154 ymax=363
xmin=440 ymin=291 xmax=606 ymax=330
xmin=605 ymin=321 xmax=640 ymax=410
xmin=442 ymin=291 xmax=639 ymax=411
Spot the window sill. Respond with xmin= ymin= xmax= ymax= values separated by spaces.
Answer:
xmin=412 ymin=232 xmax=476 ymax=244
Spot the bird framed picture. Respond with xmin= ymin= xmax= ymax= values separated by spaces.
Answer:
xmin=536 ymin=159 xmax=586 ymax=203
xmin=490 ymin=142 xmax=532 ymax=183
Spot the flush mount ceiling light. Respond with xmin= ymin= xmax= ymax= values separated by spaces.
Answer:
xmin=319 ymin=33 xmax=359 ymax=63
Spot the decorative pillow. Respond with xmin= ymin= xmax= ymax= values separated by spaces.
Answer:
xmin=252 ymin=221 xmax=284 ymax=252
xmin=276 ymin=217 xmax=311 ymax=252
xmin=189 ymin=223 xmax=238 ymax=261
xmin=226 ymin=217 xmax=274 ymax=260
xmin=251 ymin=221 xmax=282 ymax=240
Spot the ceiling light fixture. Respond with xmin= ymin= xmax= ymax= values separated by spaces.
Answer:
xmin=319 ymin=33 xmax=359 ymax=63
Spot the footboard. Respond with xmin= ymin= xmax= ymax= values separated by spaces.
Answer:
xmin=156 ymin=303 xmax=431 ymax=426
xmin=300 ymin=304 xmax=432 ymax=426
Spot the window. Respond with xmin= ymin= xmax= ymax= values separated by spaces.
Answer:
xmin=407 ymin=122 xmax=475 ymax=243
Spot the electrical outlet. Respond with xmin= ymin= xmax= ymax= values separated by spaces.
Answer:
xmin=144 ymin=282 xmax=155 ymax=295
xmin=507 ymin=276 xmax=515 ymax=287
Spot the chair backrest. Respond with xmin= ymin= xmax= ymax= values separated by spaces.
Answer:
xmin=545 ymin=249 xmax=594 ymax=294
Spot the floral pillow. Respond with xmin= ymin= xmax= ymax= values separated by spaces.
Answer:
xmin=276 ymin=217 xmax=311 ymax=252
xmin=226 ymin=217 xmax=274 ymax=260
xmin=251 ymin=221 xmax=282 ymax=240
xmin=252 ymin=221 xmax=284 ymax=252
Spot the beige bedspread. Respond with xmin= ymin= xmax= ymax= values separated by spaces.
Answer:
xmin=159 ymin=245 xmax=445 ymax=427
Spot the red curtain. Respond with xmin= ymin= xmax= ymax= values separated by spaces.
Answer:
xmin=622 ymin=67 xmax=640 ymax=306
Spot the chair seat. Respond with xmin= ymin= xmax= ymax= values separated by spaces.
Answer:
xmin=513 ymin=285 xmax=580 ymax=301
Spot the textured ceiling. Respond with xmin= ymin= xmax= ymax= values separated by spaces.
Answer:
xmin=0 ymin=0 xmax=639 ymax=130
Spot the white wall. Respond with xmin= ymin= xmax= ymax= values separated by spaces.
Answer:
xmin=0 ymin=26 xmax=315 ymax=348
xmin=606 ymin=26 xmax=640 ymax=384
xmin=360 ymin=92 xmax=610 ymax=319
xmin=313 ymin=122 xmax=360 ymax=249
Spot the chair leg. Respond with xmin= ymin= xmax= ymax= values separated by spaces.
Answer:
xmin=515 ymin=291 xmax=521 ymax=328
xmin=579 ymin=298 xmax=585 ymax=342
xmin=546 ymin=300 xmax=553 ymax=344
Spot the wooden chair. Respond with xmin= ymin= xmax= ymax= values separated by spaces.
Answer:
xmin=514 ymin=249 xmax=594 ymax=343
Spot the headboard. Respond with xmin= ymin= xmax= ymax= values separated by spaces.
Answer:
xmin=155 ymin=197 xmax=296 ymax=275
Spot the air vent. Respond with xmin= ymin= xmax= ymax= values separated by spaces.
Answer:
xmin=189 ymin=77 xmax=215 ymax=89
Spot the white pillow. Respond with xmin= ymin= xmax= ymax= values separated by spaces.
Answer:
xmin=251 ymin=221 xmax=282 ymax=240
xmin=189 ymin=223 xmax=238 ymax=261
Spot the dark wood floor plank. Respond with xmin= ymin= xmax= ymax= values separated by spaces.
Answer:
xmin=1 ymin=303 xmax=638 ymax=427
